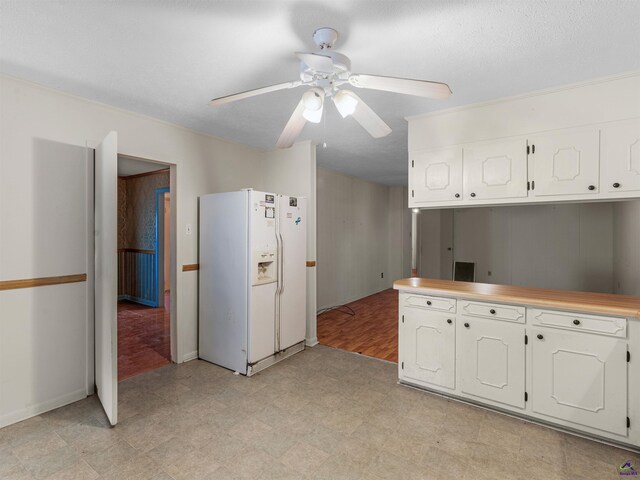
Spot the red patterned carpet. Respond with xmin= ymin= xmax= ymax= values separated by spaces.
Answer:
xmin=317 ymin=289 xmax=399 ymax=363
xmin=118 ymin=294 xmax=171 ymax=381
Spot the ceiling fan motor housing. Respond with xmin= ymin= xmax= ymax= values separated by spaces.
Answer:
xmin=313 ymin=27 xmax=339 ymax=49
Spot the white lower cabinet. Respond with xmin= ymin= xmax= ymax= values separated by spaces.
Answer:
xmin=458 ymin=318 xmax=525 ymax=408
xmin=398 ymin=292 xmax=635 ymax=448
xmin=399 ymin=307 xmax=455 ymax=389
xmin=530 ymin=327 xmax=628 ymax=436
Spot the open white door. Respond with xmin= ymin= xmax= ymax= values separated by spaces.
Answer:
xmin=95 ymin=131 xmax=118 ymax=425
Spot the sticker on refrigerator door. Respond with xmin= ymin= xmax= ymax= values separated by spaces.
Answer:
xmin=295 ymin=217 xmax=301 ymax=225
xmin=289 ymin=197 xmax=297 ymax=207
xmin=287 ymin=213 xmax=292 ymax=218
xmin=265 ymin=194 xmax=275 ymax=203
xmin=265 ymin=207 xmax=275 ymax=218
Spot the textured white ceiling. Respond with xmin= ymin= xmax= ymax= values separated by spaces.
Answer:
xmin=2 ymin=1 xmax=639 ymax=186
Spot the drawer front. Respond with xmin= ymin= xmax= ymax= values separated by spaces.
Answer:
xmin=459 ymin=300 xmax=525 ymax=323
xmin=528 ymin=309 xmax=627 ymax=338
xmin=403 ymin=294 xmax=456 ymax=313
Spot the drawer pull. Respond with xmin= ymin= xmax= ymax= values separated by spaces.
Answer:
xmin=573 ymin=319 xmax=581 ymax=325
xmin=588 ymin=185 xmax=596 ymax=191
xmin=447 ymin=319 xmax=453 ymax=324
xmin=537 ymin=334 xmax=544 ymax=340
xmin=426 ymin=301 xmax=432 ymax=306
xmin=489 ymin=309 xmax=496 ymax=314
xmin=454 ymin=193 xmax=460 ymax=198
xmin=464 ymin=322 xmax=470 ymax=328
xmin=470 ymin=192 xmax=476 ymax=198
xmin=613 ymin=182 xmax=621 ymax=188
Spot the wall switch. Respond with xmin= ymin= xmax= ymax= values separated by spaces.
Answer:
xmin=185 ymin=223 xmax=192 ymax=235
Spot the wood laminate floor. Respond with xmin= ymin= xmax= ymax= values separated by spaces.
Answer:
xmin=118 ymin=293 xmax=171 ymax=381
xmin=317 ymin=289 xmax=398 ymax=363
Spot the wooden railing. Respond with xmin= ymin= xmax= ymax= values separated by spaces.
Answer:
xmin=118 ymin=248 xmax=157 ymax=306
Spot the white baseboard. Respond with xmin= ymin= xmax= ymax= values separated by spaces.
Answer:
xmin=182 ymin=350 xmax=198 ymax=363
xmin=0 ymin=388 xmax=88 ymax=428
xmin=305 ymin=337 xmax=319 ymax=347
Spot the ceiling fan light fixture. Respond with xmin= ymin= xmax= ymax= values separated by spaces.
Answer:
xmin=302 ymin=88 xmax=324 ymax=111
xmin=333 ymin=90 xmax=358 ymax=118
xmin=302 ymin=105 xmax=323 ymax=123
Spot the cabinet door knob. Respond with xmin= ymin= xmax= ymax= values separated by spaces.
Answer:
xmin=464 ymin=322 xmax=470 ymax=328
xmin=447 ymin=319 xmax=452 ymax=324
xmin=454 ymin=193 xmax=460 ymax=198
xmin=470 ymin=192 xmax=476 ymax=198
xmin=537 ymin=334 xmax=544 ymax=340
xmin=573 ymin=319 xmax=581 ymax=325
xmin=613 ymin=182 xmax=621 ymax=188
xmin=426 ymin=301 xmax=432 ymax=306
xmin=489 ymin=309 xmax=496 ymax=314
xmin=588 ymin=185 xmax=596 ymax=191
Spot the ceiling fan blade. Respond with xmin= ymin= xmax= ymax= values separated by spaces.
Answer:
xmin=276 ymin=98 xmax=307 ymax=149
xmin=210 ymin=81 xmax=302 ymax=107
xmin=295 ymin=52 xmax=334 ymax=72
xmin=341 ymin=90 xmax=391 ymax=138
xmin=348 ymin=74 xmax=452 ymax=99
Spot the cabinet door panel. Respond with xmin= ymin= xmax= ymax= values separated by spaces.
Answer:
xmin=400 ymin=308 xmax=455 ymax=389
xmin=410 ymin=147 xmax=463 ymax=203
xmin=601 ymin=119 xmax=640 ymax=193
xmin=530 ymin=127 xmax=600 ymax=196
xmin=463 ymin=139 xmax=528 ymax=200
xmin=531 ymin=328 xmax=627 ymax=436
xmin=459 ymin=318 xmax=525 ymax=408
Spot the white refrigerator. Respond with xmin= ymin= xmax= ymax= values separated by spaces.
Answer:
xmin=199 ymin=189 xmax=307 ymax=375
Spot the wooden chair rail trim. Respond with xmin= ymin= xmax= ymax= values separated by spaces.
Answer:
xmin=182 ymin=264 xmax=199 ymax=272
xmin=118 ymin=248 xmax=155 ymax=255
xmin=0 ymin=273 xmax=87 ymax=291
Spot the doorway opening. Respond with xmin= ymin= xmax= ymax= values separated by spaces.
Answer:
xmin=117 ymin=155 xmax=173 ymax=381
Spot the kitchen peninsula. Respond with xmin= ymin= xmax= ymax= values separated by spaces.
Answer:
xmin=394 ymin=278 xmax=640 ymax=451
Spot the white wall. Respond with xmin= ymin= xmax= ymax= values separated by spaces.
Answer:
xmin=613 ymin=200 xmax=640 ymax=296
xmin=418 ymin=203 xmax=616 ymax=293
xmin=0 ymin=74 xmax=281 ymax=426
xmin=316 ymin=167 xmax=407 ymax=309
xmin=261 ymin=142 xmax=318 ymax=345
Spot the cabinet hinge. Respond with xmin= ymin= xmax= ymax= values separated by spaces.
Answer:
xmin=402 ymin=315 xmax=404 ymax=324
xmin=401 ymin=361 xmax=404 ymax=370
xmin=532 ymin=144 xmax=536 ymax=154
xmin=531 ymin=180 xmax=535 ymax=190
xmin=628 ymin=417 xmax=631 ymax=428
xmin=527 ymin=145 xmax=530 ymax=155
xmin=628 ymin=350 xmax=631 ymax=362
xmin=411 ymin=160 xmax=414 ymax=168
xmin=411 ymin=190 xmax=415 ymax=198
xmin=527 ymin=181 xmax=530 ymax=191
xmin=525 ymin=335 xmax=528 ymax=345
xmin=524 ymin=392 xmax=528 ymax=402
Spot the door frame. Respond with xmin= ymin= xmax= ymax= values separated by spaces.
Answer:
xmin=155 ymin=187 xmax=170 ymax=308
xmin=111 ymin=154 xmax=178 ymax=364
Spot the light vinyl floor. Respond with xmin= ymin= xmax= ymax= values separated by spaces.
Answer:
xmin=0 ymin=345 xmax=636 ymax=480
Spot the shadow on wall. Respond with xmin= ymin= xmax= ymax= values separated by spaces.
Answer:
xmin=24 ymin=138 xmax=90 ymax=422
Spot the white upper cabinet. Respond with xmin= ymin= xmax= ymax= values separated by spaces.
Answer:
xmin=410 ymin=147 xmax=463 ymax=203
xmin=601 ymin=119 xmax=640 ymax=193
xmin=528 ymin=127 xmax=600 ymax=197
xmin=463 ymin=138 xmax=528 ymax=201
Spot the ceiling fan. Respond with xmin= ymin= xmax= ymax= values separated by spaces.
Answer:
xmin=209 ymin=27 xmax=452 ymax=149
